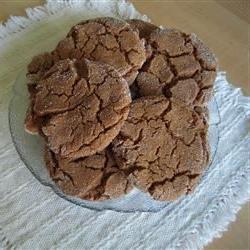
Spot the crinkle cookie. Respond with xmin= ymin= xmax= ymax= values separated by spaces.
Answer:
xmin=45 ymin=146 xmax=132 ymax=200
xmin=135 ymin=28 xmax=217 ymax=105
xmin=127 ymin=19 xmax=158 ymax=40
xmin=112 ymin=96 xmax=209 ymax=201
xmin=53 ymin=17 xmax=146 ymax=85
xmin=40 ymin=59 xmax=131 ymax=159
xmin=24 ymin=18 xmax=217 ymax=202
xmin=127 ymin=19 xmax=159 ymax=99
xmin=25 ymin=53 xmax=55 ymax=134
xmin=25 ymin=17 xmax=146 ymax=133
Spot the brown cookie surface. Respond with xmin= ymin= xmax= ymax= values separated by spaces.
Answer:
xmin=24 ymin=84 xmax=42 ymax=134
xmin=135 ymin=28 xmax=217 ymax=105
xmin=25 ymin=17 xmax=146 ymax=134
xmin=127 ymin=19 xmax=158 ymax=40
xmin=53 ymin=17 xmax=146 ymax=85
xmin=41 ymin=59 xmax=131 ymax=159
xmin=27 ymin=52 xmax=54 ymax=86
xmin=127 ymin=19 xmax=158 ymax=99
xmin=45 ymin=146 xmax=131 ymax=200
xmin=111 ymin=96 xmax=209 ymax=201
xmin=33 ymin=59 xmax=90 ymax=116
xmin=25 ymin=53 xmax=55 ymax=134
xmin=24 ymin=18 xmax=216 ymax=202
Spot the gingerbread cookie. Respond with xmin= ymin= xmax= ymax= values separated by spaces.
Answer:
xmin=53 ymin=17 xmax=146 ymax=85
xmin=111 ymin=96 xmax=209 ymax=201
xmin=45 ymin=146 xmax=131 ymax=200
xmin=135 ymin=28 xmax=217 ymax=105
xmin=42 ymin=59 xmax=131 ymax=159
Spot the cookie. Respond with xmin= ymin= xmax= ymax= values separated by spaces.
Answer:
xmin=111 ymin=96 xmax=209 ymax=201
xmin=127 ymin=19 xmax=158 ymax=40
xmin=25 ymin=17 xmax=146 ymax=134
xmin=41 ymin=59 xmax=131 ymax=159
xmin=27 ymin=52 xmax=54 ymax=86
xmin=45 ymin=146 xmax=131 ymax=200
xmin=53 ymin=17 xmax=146 ymax=85
xmin=25 ymin=53 xmax=55 ymax=134
xmin=135 ymin=28 xmax=217 ymax=105
xmin=126 ymin=19 xmax=158 ymax=99
xmin=33 ymin=59 xmax=90 ymax=116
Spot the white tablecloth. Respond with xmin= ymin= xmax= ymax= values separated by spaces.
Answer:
xmin=0 ymin=1 xmax=249 ymax=249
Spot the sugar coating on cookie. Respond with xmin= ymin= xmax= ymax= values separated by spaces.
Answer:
xmin=135 ymin=28 xmax=217 ymax=105
xmin=25 ymin=57 xmax=87 ymax=133
xmin=33 ymin=59 xmax=92 ymax=116
xmin=45 ymin=146 xmax=131 ymax=200
xmin=42 ymin=59 xmax=131 ymax=159
xmin=25 ymin=17 xmax=146 ymax=134
xmin=23 ymin=18 xmax=216 ymax=202
xmin=111 ymin=96 xmax=209 ymax=201
xmin=53 ymin=17 xmax=146 ymax=85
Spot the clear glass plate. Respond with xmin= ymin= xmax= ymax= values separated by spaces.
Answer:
xmin=8 ymin=70 xmax=220 ymax=212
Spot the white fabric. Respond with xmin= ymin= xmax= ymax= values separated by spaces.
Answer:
xmin=0 ymin=1 xmax=249 ymax=249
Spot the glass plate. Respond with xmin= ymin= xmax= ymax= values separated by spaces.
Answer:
xmin=9 ymin=70 xmax=220 ymax=212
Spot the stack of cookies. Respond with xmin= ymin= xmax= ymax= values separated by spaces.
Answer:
xmin=24 ymin=17 xmax=217 ymax=201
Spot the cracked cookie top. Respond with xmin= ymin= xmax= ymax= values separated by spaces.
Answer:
xmin=41 ymin=59 xmax=131 ymax=159
xmin=135 ymin=28 xmax=217 ymax=106
xmin=33 ymin=59 xmax=90 ymax=116
xmin=25 ymin=53 xmax=59 ymax=134
xmin=27 ymin=52 xmax=54 ymax=86
xmin=24 ymin=18 xmax=147 ymax=133
xmin=45 ymin=146 xmax=132 ymax=200
xmin=23 ymin=18 xmax=216 ymax=203
xmin=52 ymin=17 xmax=147 ymax=85
xmin=111 ymin=96 xmax=209 ymax=201
xmin=127 ymin=19 xmax=158 ymax=40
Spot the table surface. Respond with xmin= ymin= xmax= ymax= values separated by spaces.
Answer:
xmin=0 ymin=0 xmax=249 ymax=249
